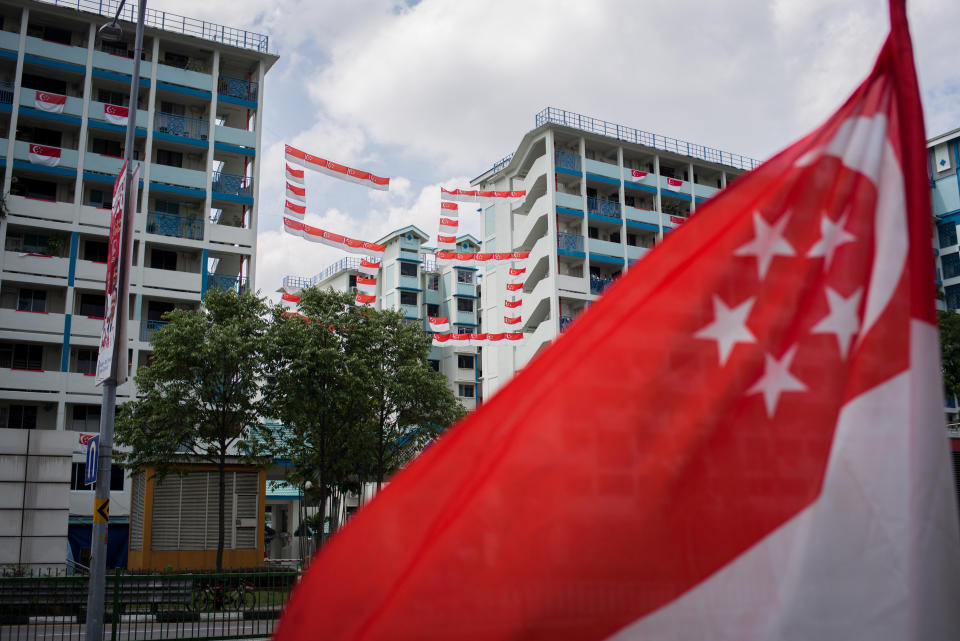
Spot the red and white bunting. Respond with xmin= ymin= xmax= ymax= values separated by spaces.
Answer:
xmin=285 ymin=164 xmax=305 ymax=186
xmin=358 ymin=259 xmax=381 ymax=276
xmin=428 ymin=316 xmax=450 ymax=333
xmin=285 ymin=182 xmax=306 ymax=203
xmin=438 ymin=217 xmax=459 ymax=234
xmin=34 ymin=91 xmax=66 ymax=113
xmin=103 ymin=103 xmax=129 ymax=126
xmin=433 ymin=332 xmax=523 ymax=346
xmin=504 ymin=298 xmax=522 ymax=309
xmin=666 ymin=177 xmax=684 ymax=188
xmin=436 ymin=235 xmax=457 ymax=250
xmin=435 ymin=251 xmax=529 ymax=267
xmin=281 ymin=291 xmax=301 ymax=303
xmin=355 ymin=293 xmax=376 ymax=306
xmin=356 ymin=276 xmax=377 ymax=296
xmin=505 ymin=282 xmax=523 ymax=292
xmin=440 ymin=188 xmax=526 ymax=203
xmin=284 ymin=200 xmax=306 ymax=219
xmin=282 ymin=217 xmax=386 ymax=259
xmin=629 ymin=169 xmax=648 ymax=181
xmin=468 ymin=333 xmax=487 ymax=347
xmin=285 ymin=144 xmax=389 ymax=191
xmin=504 ymin=315 xmax=522 ymax=326
xmin=28 ymin=144 xmax=61 ymax=167
xmin=441 ymin=201 xmax=459 ymax=217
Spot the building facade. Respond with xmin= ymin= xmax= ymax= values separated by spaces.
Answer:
xmin=0 ymin=0 xmax=276 ymax=565
xmin=283 ymin=226 xmax=483 ymax=410
xmin=473 ymin=108 xmax=755 ymax=398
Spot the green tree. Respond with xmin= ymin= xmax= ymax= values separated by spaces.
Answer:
xmin=115 ymin=288 xmax=271 ymax=570
xmin=939 ymin=309 xmax=960 ymax=403
xmin=354 ymin=309 xmax=464 ymax=490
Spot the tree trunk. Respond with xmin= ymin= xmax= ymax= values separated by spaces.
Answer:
xmin=376 ymin=408 xmax=386 ymax=492
xmin=217 ymin=456 xmax=226 ymax=571
xmin=316 ymin=488 xmax=327 ymax=552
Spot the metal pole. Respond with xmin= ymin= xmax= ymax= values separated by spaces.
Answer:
xmin=86 ymin=1 xmax=146 ymax=639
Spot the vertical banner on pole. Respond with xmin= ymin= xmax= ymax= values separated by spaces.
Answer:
xmin=96 ymin=162 xmax=138 ymax=385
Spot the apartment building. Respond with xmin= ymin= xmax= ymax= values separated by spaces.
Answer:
xmin=472 ymin=108 xmax=756 ymax=398
xmin=0 ymin=0 xmax=276 ymax=563
xmin=283 ymin=225 xmax=483 ymax=410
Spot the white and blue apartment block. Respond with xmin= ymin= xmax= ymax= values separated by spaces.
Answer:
xmin=283 ymin=226 xmax=483 ymax=410
xmin=472 ymin=108 xmax=755 ymax=398
xmin=0 ymin=0 xmax=276 ymax=541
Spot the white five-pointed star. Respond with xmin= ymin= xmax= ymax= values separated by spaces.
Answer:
xmin=747 ymin=346 xmax=808 ymax=418
xmin=695 ymin=296 xmax=757 ymax=365
xmin=807 ymin=210 xmax=856 ymax=269
xmin=734 ymin=212 xmax=796 ymax=278
xmin=812 ymin=287 xmax=862 ymax=358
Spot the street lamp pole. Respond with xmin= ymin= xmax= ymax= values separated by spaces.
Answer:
xmin=85 ymin=1 xmax=146 ymax=639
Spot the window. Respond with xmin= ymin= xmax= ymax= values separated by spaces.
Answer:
xmin=348 ymin=275 xmax=357 ymax=288
xmin=457 ymin=298 xmax=473 ymax=312
xmin=154 ymin=199 xmax=181 ymax=215
xmin=943 ymin=252 xmax=960 ymax=280
xmin=428 ymin=360 xmax=440 ymax=372
xmin=91 ymin=137 xmax=122 ymax=157
xmin=84 ymin=240 xmax=109 ymax=262
xmin=427 ymin=274 xmax=439 ymax=291
xmin=97 ymin=89 xmax=127 ymax=106
xmin=18 ymin=125 xmax=62 ymax=147
xmin=88 ymin=188 xmax=111 ymax=209
xmin=627 ymin=233 xmax=637 ymax=247
xmin=22 ymin=73 xmax=67 ymax=95
xmin=163 ymin=52 xmax=189 ymax=70
xmin=456 ymin=326 xmax=472 ymax=335
xmin=156 ymin=149 xmax=183 ymax=168
xmin=17 ymin=289 xmax=46 ymax=313
xmin=16 ymin=178 xmax=57 ymax=201
xmin=400 ymin=262 xmax=418 ymax=277
xmin=3 ymin=405 xmax=38 ymax=429
xmin=458 ymin=384 xmax=475 ymax=398
xmin=458 ymin=354 xmax=474 ymax=369
xmin=150 ymin=249 xmax=178 ymax=271
xmin=399 ymin=291 xmax=417 ymax=306
xmin=75 ymin=349 xmax=97 ymax=375
xmin=947 ymin=284 xmax=960 ymax=311
xmin=426 ymin=303 xmax=440 ymax=317
xmin=79 ymin=293 xmax=105 ymax=317
xmin=71 ymin=462 xmax=124 ymax=491
xmin=588 ymin=227 xmax=599 ymax=239
xmin=456 ymin=270 xmax=473 ymax=284
xmin=160 ymin=100 xmax=186 ymax=116
xmin=0 ymin=344 xmax=43 ymax=370
xmin=37 ymin=25 xmax=72 ymax=45
xmin=939 ymin=223 xmax=958 ymax=249
xmin=72 ymin=405 xmax=101 ymax=431
xmin=610 ymin=231 xmax=621 ymax=244
xmin=100 ymin=40 xmax=132 ymax=58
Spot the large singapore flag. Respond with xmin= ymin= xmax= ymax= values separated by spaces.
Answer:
xmin=274 ymin=3 xmax=960 ymax=640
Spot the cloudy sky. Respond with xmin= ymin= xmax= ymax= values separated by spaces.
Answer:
xmin=156 ymin=0 xmax=960 ymax=301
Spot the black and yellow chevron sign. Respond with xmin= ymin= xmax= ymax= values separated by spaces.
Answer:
xmin=94 ymin=498 xmax=109 ymax=523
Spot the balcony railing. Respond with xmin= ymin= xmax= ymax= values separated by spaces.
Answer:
xmin=555 ymin=149 xmax=581 ymax=173
xmin=36 ymin=0 xmax=270 ymax=53
xmin=140 ymin=319 xmax=169 ymax=341
xmin=559 ymin=315 xmax=575 ymax=332
xmin=212 ymin=171 xmax=253 ymax=198
xmin=207 ymin=272 xmax=249 ymax=294
xmin=0 ymin=81 xmax=13 ymax=105
xmin=587 ymin=197 xmax=622 ymax=219
xmin=146 ymin=211 xmax=204 ymax=240
xmin=218 ymin=75 xmax=259 ymax=102
xmin=590 ymin=274 xmax=614 ymax=295
xmin=155 ymin=112 xmax=209 ymax=140
xmin=557 ymin=232 xmax=584 ymax=252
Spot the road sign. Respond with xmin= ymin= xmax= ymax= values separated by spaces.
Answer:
xmin=94 ymin=498 xmax=109 ymax=523
xmin=85 ymin=434 xmax=99 ymax=486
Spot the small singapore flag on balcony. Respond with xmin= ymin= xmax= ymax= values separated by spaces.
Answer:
xmin=274 ymin=2 xmax=960 ymax=639
xmin=33 ymin=90 xmax=65 ymax=113
xmin=28 ymin=144 xmax=61 ymax=167
xmin=103 ymin=104 xmax=129 ymax=126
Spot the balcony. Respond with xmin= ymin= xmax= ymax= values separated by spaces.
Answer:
xmin=585 ymin=157 xmax=620 ymax=180
xmin=209 ymin=223 xmax=254 ymax=247
xmin=140 ymin=319 xmax=169 ymax=342
xmin=87 ymin=100 xmax=149 ymax=129
xmin=624 ymin=205 xmax=659 ymax=227
xmin=589 ymin=238 xmax=624 ymax=261
xmin=454 ymin=280 xmax=475 ymax=297
xmin=74 ymin=259 xmax=107 ymax=284
xmin=149 ymin=164 xmax=206 ymax=190
xmin=24 ymin=35 xmax=86 ymax=67
xmin=155 ymin=112 xmax=209 ymax=141
xmin=156 ymin=63 xmax=211 ymax=92
xmin=557 ymin=232 xmax=584 ymax=253
xmin=218 ymin=75 xmax=258 ymax=102
xmin=693 ymin=182 xmax=720 ymax=199
xmin=555 ymin=191 xmax=583 ymax=212
xmin=0 ymin=308 xmax=65 ymax=336
xmin=6 ymin=195 xmax=74 ymax=223
xmin=84 ymin=152 xmax=125 ymax=175
xmin=146 ymin=211 xmax=204 ymax=241
xmin=559 ymin=315 xmax=575 ymax=332
xmin=0 ymin=31 xmax=17 ymax=53
xmin=211 ymin=171 xmax=253 ymax=199
xmin=18 ymin=89 xmax=83 ymax=118
xmin=13 ymin=140 xmax=79 ymax=169
xmin=660 ymin=176 xmax=691 ymax=195
xmin=92 ymin=49 xmax=154 ymax=78
xmin=587 ymin=197 xmax=621 ymax=219
xmin=0 ymin=367 xmax=62 ymax=393
xmin=207 ymin=272 xmax=249 ymax=294
xmin=554 ymin=149 xmax=581 ymax=173
xmin=214 ymin=124 xmax=255 ymax=148
xmin=590 ymin=275 xmax=614 ymax=295
xmin=2 ymin=251 xmax=69 ymax=279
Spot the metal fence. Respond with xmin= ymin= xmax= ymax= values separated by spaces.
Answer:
xmin=217 ymin=76 xmax=258 ymax=102
xmin=0 ymin=81 xmax=13 ymax=105
xmin=557 ymin=232 xmax=584 ymax=252
xmin=147 ymin=211 xmax=204 ymax=241
xmin=0 ymin=568 xmax=298 ymax=640
xmin=155 ymin=112 xmax=209 ymax=141
xmin=207 ymin=272 xmax=249 ymax=294
xmin=587 ymin=196 xmax=622 ymax=219
xmin=211 ymin=171 xmax=253 ymax=198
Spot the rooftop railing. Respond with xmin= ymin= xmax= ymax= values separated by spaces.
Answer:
xmin=155 ymin=112 xmax=209 ymax=140
xmin=283 ymin=257 xmax=366 ymax=292
xmin=146 ymin=211 xmax=204 ymax=240
xmin=218 ymin=75 xmax=258 ymax=102
xmin=536 ymin=107 xmax=760 ymax=171
xmin=36 ymin=0 xmax=271 ymax=53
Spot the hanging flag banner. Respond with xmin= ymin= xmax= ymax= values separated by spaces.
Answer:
xmin=505 ymin=282 xmax=523 ymax=292
xmin=438 ymin=217 xmax=459 ymax=234
xmin=629 ymin=169 xmax=649 ymax=181
xmin=286 ymin=182 xmax=306 ymax=202
xmin=281 ymin=292 xmax=301 ymax=303
xmin=285 ymin=144 xmax=390 ymax=191
xmin=432 ymin=332 xmax=523 ymax=347
xmin=358 ymin=259 xmax=381 ymax=276
xmin=356 ymin=276 xmax=377 ymax=296
xmin=504 ymin=298 xmax=522 ymax=309
xmin=435 ymin=251 xmax=529 ymax=266
xmin=441 ymin=188 xmax=526 ymax=203
xmin=437 ymin=235 xmax=457 ymax=250
xmin=28 ymin=144 xmax=61 ymax=167
xmin=665 ymin=177 xmax=684 ymax=188
xmin=441 ymin=201 xmax=459 ymax=217
xmin=670 ymin=215 xmax=688 ymax=225
xmin=34 ymin=90 xmax=66 ymax=113
xmin=286 ymin=164 xmax=305 ymax=185
xmin=284 ymin=200 xmax=306 ymax=219
xmin=282 ymin=217 xmax=386 ymax=258
xmin=274 ymin=3 xmax=960 ymax=639
xmin=504 ymin=316 xmax=521 ymax=325
xmin=103 ymin=103 xmax=129 ymax=126
xmin=96 ymin=162 xmax=139 ymax=385
xmin=428 ymin=317 xmax=450 ymax=333
xmin=355 ymin=293 xmax=376 ymax=305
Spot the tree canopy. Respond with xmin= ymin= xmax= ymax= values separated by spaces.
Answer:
xmin=939 ymin=309 xmax=960 ymax=404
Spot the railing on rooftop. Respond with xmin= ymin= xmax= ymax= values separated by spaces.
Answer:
xmin=0 ymin=81 xmax=13 ymax=105
xmin=283 ymin=257 xmax=366 ymax=292
xmin=146 ymin=211 xmax=204 ymax=240
xmin=536 ymin=107 xmax=760 ymax=171
xmin=212 ymin=170 xmax=253 ymax=198
xmin=422 ymin=259 xmax=440 ymax=273
xmin=587 ymin=196 xmax=622 ymax=219
xmin=36 ymin=0 xmax=271 ymax=53
xmin=557 ymin=232 xmax=584 ymax=253
xmin=218 ymin=75 xmax=259 ymax=102
xmin=155 ymin=112 xmax=209 ymax=140
xmin=208 ymin=272 xmax=249 ymax=294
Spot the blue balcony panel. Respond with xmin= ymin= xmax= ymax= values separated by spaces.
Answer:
xmin=207 ymin=272 xmax=249 ymax=294
xmin=140 ymin=319 xmax=169 ymax=342
xmin=154 ymin=112 xmax=210 ymax=143
xmin=147 ymin=212 xmax=204 ymax=241
xmin=0 ymin=30 xmax=18 ymax=52
xmin=214 ymin=141 xmax=256 ymax=157
xmin=586 ymin=172 xmax=620 ymax=186
xmin=92 ymin=67 xmax=152 ymax=86
xmin=17 ymin=106 xmax=82 ymax=126
xmin=211 ymin=171 xmax=253 ymax=198
xmin=218 ymin=75 xmax=259 ymax=103
xmin=590 ymin=275 xmax=615 ymax=295
xmin=155 ymin=80 xmax=211 ymax=100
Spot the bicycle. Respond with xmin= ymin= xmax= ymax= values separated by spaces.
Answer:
xmin=191 ymin=579 xmax=255 ymax=612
